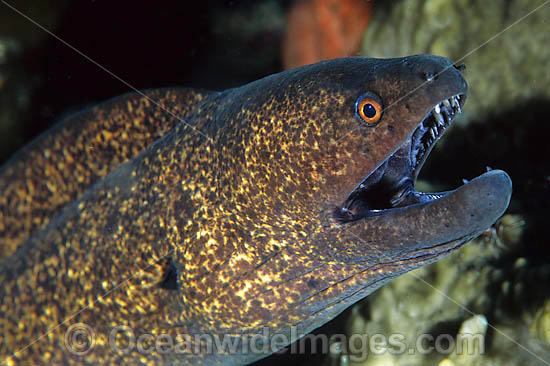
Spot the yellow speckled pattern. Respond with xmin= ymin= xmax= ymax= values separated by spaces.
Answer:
xmin=0 ymin=88 xmax=210 ymax=259
xmin=0 ymin=56 xmax=511 ymax=365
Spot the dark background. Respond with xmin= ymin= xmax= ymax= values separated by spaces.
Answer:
xmin=0 ymin=0 xmax=288 ymax=164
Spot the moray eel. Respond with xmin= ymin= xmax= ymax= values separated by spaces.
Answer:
xmin=0 ymin=55 xmax=511 ymax=365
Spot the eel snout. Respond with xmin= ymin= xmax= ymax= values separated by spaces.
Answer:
xmin=390 ymin=169 xmax=511 ymax=247
xmin=441 ymin=169 xmax=512 ymax=240
xmin=403 ymin=169 xmax=513 ymax=252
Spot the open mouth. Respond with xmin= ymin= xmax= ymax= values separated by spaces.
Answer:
xmin=337 ymin=93 xmax=466 ymax=222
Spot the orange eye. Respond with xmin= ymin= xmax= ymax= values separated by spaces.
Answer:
xmin=356 ymin=95 xmax=383 ymax=125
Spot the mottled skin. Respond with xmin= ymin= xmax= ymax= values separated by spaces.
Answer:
xmin=0 ymin=56 xmax=511 ymax=365
xmin=0 ymin=88 xmax=211 ymax=260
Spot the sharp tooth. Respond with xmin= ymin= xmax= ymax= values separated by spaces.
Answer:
xmin=451 ymin=96 xmax=458 ymax=108
xmin=433 ymin=126 xmax=438 ymax=135
xmin=435 ymin=111 xmax=445 ymax=126
xmin=442 ymin=99 xmax=451 ymax=109
xmin=430 ymin=128 xmax=436 ymax=139
xmin=434 ymin=104 xmax=441 ymax=114
xmin=457 ymin=95 xmax=461 ymax=100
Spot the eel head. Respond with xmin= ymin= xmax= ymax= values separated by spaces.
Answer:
xmin=188 ymin=56 xmax=511 ymax=357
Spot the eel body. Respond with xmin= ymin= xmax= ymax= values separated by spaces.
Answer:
xmin=0 ymin=55 xmax=512 ymax=365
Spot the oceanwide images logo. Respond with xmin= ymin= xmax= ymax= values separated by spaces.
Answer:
xmin=64 ymin=323 xmax=485 ymax=362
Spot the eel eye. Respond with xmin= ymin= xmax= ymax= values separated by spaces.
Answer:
xmin=356 ymin=94 xmax=383 ymax=125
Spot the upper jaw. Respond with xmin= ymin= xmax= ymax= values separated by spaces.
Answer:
xmin=336 ymin=93 xmax=466 ymax=222
xmin=410 ymin=93 xmax=465 ymax=180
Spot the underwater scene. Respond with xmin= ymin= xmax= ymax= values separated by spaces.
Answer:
xmin=0 ymin=0 xmax=548 ymax=365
